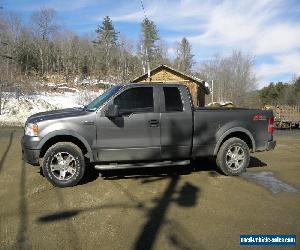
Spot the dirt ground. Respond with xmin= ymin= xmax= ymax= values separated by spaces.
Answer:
xmin=0 ymin=128 xmax=299 ymax=250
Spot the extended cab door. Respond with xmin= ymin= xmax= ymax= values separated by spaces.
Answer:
xmin=95 ymin=86 xmax=161 ymax=162
xmin=159 ymin=85 xmax=193 ymax=159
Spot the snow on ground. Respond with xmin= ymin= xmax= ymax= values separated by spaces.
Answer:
xmin=37 ymin=92 xmax=82 ymax=109
xmin=0 ymin=90 xmax=103 ymax=127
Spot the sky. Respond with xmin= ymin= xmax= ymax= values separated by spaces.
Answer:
xmin=2 ymin=0 xmax=300 ymax=88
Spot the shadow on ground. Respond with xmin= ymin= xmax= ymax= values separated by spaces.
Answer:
xmin=248 ymin=156 xmax=267 ymax=168
xmin=76 ymin=155 xmax=267 ymax=183
xmin=0 ymin=131 xmax=14 ymax=173
xmin=35 ymin=118 xmax=267 ymax=250
xmin=37 ymin=172 xmax=203 ymax=249
xmin=38 ymin=154 xmax=268 ymax=186
xmin=16 ymin=161 xmax=30 ymax=249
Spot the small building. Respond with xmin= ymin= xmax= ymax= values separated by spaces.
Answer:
xmin=131 ymin=64 xmax=209 ymax=107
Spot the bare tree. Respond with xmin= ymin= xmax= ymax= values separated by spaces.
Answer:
xmin=31 ymin=8 xmax=57 ymax=41
xmin=0 ymin=12 xmax=21 ymax=114
xmin=31 ymin=8 xmax=58 ymax=76
xmin=174 ymin=37 xmax=194 ymax=73
xmin=198 ymin=51 xmax=257 ymax=106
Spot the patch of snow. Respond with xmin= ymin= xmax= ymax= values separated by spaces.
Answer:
xmin=0 ymin=90 xmax=104 ymax=126
xmin=75 ymin=77 xmax=115 ymax=86
xmin=46 ymin=83 xmax=56 ymax=87
xmin=0 ymin=95 xmax=57 ymax=126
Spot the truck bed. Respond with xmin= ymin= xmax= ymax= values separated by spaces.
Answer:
xmin=192 ymin=108 xmax=273 ymax=157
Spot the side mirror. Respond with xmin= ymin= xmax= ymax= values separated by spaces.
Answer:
xmin=105 ymin=104 xmax=119 ymax=117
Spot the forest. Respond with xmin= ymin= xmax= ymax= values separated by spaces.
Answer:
xmin=0 ymin=7 xmax=298 ymax=108
xmin=260 ymin=78 xmax=300 ymax=106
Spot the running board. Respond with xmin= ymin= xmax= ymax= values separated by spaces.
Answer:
xmin=94 ymin=160 xmax=190 ymax=170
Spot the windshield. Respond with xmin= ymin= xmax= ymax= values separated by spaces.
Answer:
xmin=85 ymin=85 xmax=122 ymax=111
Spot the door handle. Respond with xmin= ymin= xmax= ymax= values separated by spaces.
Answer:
xmin=149 ymin=119 xmax=159 ymax=127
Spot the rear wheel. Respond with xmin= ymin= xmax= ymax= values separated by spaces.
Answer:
xmin=216 ymin=137 xmax=250 ymax=175
xmin=42 ymin=142 xmax=85 ymax=187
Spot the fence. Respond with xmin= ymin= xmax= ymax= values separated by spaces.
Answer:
xmin=273 ymin=105 xmax=300 ymax=129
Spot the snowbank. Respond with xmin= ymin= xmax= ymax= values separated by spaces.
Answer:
xmin=0 ymin=90 xmax=103 ymax=127
xmin=0 ymin=95 xmax=57 ymax=126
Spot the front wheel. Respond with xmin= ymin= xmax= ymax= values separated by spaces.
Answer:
xmin=42 ymin=142 xmax=85 ymax=187
xmin=216 ymin=137 xmax=250 ymax=175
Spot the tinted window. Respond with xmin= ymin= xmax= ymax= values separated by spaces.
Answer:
xmin=163 ymin=87 xmax=183 ymax=112
xmin=114 ymin=87 xmax=154 ymax=113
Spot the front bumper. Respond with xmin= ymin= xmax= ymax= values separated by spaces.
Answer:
xmin=22 ymin=147 xmax=40 ymax=165
xmin=266 ymin=140 xmax=276 ymax=151
xmin=21 ymin=135 xmax=41 ymax=166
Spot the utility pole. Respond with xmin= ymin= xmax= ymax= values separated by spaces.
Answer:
xmin=211 ymin=80 xmax=214 ymax=103
xmin=140 ymin=0 xmax=151 ymax=79
xmin=145 ymin=47 xmax=150 ymax=79
xmin=140 ymin=44 xmax=146 ymax=74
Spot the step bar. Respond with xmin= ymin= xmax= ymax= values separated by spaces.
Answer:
xmin=94 ymin=160 xmax=190 ymax=170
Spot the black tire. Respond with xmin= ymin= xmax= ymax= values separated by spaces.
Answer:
xmin=42 ymin=142 xmax=85 ymax=187
xmin=216 ymin=137 xmax=250 ymax=176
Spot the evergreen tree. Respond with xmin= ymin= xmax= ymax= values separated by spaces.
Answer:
xmin=95 ymin=16 xmax=118 ymax=78
xmin=140 ymin=18 xmax=160 ymax=71
xmin=175 ymin=37 xmax=194 ymax=73
xmin=294 ymin=77 xmax=300 ymax=103
xmin=95 ymin=16 xmax=118 ymax=49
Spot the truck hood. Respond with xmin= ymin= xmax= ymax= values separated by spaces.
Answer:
xmin=27 ymin=107 xmax=90 ymax=124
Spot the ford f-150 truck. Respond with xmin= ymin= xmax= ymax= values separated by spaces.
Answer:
xmin=21 ymin=83 xmax=276 ymax=187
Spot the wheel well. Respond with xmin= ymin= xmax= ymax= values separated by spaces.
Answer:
xmin=39 ymin=135 xmax=88 ymax=159
xmin=218 ymin=131 xmax=253 ymax=152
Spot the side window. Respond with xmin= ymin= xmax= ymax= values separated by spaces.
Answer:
xmin=114 ymin=87 xmax=154 ymax=113
xmin=163 ymin=87 xmax=183 ymax=112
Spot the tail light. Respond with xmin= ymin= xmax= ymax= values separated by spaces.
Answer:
xmin=268 ymin=117 xmax=274 ymax=134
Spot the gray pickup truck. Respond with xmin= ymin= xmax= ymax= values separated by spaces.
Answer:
xmin=21 ymin=83 xmax=276 ymax=187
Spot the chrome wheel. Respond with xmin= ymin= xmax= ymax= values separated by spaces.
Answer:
xmin=50 ymin=152 xmax=76 ymax=181
xmin=225 ymin=145 xmax=245 ymax=170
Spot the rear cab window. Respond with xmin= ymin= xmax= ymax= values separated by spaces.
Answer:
xmin=163 ymin=87 xmax=184 ymax=112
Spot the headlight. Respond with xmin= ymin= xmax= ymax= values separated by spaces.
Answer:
xmin=25 ymin=123 xmax=39 ymax=136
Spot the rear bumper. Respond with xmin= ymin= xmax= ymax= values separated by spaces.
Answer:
xmin=266 ymin=140 xmax=276 ymax=151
